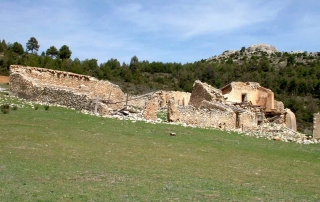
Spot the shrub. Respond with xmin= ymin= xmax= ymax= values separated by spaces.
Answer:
xmin=44 ymin=105 xmax=50 ymax=111
xmin=1 ymin=108 xmax=9 ymax=114
xmin=34 ymin=105 xmax=39 ymax=110
xmin=11 ymin=105 xmax=18 ymax=111
xmin=1 ymin=104 xmax=10 ymax=114
xmin=1 ymin=104 xmax=10 ymax=109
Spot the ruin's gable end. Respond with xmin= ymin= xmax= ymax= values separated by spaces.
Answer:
xmin=9 ymin=65 xmax=126 ymax=113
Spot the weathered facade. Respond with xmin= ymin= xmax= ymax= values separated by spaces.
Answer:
xmin=314 ymin=113 xmax=320 ymax=139
xmin=221 ymin=82 xmax=274 ymax=111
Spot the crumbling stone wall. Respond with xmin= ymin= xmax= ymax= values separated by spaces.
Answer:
xmin=239 ymin=112 xmax=259 ymax=130
xmin=313 ymin=113 xmax=320 ymax=139
xmin=143 ymin=97 xmax=158 ymax=121
xmin=285 ymin=109 xmax=297 ymax=131
xmin=10 ymin=65 xmax=126 ymax=114
xmin=189 ymin=80 xmax=225 ymax=108
xmin=127 ymin=90 xmax=191 ymax=109
xmin=221 ymin=82 xmax=274 ymax=111
xmin=168 ymin=100 xmax=237 ymax=129
xmin=274 ymin=100 xmax=285 ymax=113
xmin=158 ymin=91 xmax=191 ymax=108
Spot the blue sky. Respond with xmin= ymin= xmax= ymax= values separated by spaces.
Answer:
xmin=1 ymin=0 xmax=319 ymax=64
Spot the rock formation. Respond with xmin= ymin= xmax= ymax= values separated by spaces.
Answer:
xmin=246 ymin=44 xmax=278 ymax=54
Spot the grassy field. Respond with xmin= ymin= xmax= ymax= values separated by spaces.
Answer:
xmin=0 ymin=89 xmax=320 ymax=201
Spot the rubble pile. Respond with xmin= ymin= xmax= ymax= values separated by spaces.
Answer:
xmin=243 ymin=123 xmax=318 ymax=144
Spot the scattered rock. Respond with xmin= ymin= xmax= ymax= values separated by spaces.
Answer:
xmin=170 ymin=132 xmax=176 ymax=136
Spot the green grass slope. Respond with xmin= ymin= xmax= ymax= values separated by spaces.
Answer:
xmin=0 ymin=93 xmax=320 ymax=201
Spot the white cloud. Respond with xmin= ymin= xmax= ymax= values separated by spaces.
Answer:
xmin=113 ymin=0 xmax=288 ymax=38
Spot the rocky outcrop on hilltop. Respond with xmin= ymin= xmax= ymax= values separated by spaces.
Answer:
xmin=246 ymin=44 xmax=278 ymax=54
xmin=206 ymin=43 xmax=320 ymax=70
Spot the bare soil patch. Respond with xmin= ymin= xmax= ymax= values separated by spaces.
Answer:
xmin=0 ymin=76 xmax=9 ymax=84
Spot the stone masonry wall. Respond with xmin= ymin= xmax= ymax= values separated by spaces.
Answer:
xmin=127 ymin=90 xmax=191 ymax=109
xmin=222 ymin=82 xmax=274 ymax=111
xmin=10 ymin=65 xmax=126 ymax=114
xmin=313 ymin=113 xmax=320 ymax=139
xmin=168 ymin=100 xmax=238 ymax=130
xmin=189 ymin=80 xmax=225 ymax=108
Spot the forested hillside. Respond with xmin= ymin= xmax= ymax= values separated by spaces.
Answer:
xmin=0 ymin=38 xmax=319 ymax=132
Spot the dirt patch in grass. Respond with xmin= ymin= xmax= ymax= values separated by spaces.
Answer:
xmin=0 ymin=76 xmax=9 ymax=84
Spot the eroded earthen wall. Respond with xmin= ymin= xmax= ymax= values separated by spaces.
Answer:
xmin=10 ymin=65 xmax=126 ymax=113
xmin=313 ymin=113 xmax=320 ymax=139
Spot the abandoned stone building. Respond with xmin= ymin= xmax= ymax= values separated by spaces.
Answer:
xmin=168 ymin=80 xmax=297 ymax=131
xmin=10 ymin=65 xmax=297 ymax=133
xmin=220 ymin=82 xmax=296 ymax=131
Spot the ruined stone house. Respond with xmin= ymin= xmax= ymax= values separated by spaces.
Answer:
xmin=167 ymin=80 xmax=297 ymax=131
xmin=221 ymin=82 xmax=296 ymax=131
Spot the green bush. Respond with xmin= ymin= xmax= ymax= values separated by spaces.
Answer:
xmin=44 ymin=105 xmax=50 ymax=111
xmin=1 ymin=104 xmax=10 ymax=114
xmin=34 ymin=105 xmax=39 ymax=110
xmin=12 ymin=105 xmax=18 ymax=110
xmin=1 ymin=108 xmax=9 ymax=114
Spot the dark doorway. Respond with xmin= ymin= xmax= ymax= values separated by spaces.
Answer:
xmin=242 ymin=93 xmax=247 ymax=102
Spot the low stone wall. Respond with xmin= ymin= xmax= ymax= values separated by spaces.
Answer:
xmin=127 ymin=90 xmax=191 ymax=109
xmin=168 ymin=100 xmax=237 ymax=130
xmin=158 ymin=91 xmax=191 ymax=107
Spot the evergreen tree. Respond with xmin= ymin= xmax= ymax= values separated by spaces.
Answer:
xmin=12 ymin=42 xmax=24 ymax=55
xmin=59 ymin=45 xmax=72 ymax=59
xmin=26 ymin=37 xmax=40 ymax=53
xmin=46 ymin=46 xmax=59 ymax=58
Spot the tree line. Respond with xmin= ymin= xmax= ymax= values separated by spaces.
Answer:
xmin=0 ymin=37 xmax=319 ymax=132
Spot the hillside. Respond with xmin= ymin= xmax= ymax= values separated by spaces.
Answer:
xmin=1 ymin=90 xmax=320 ymax=201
